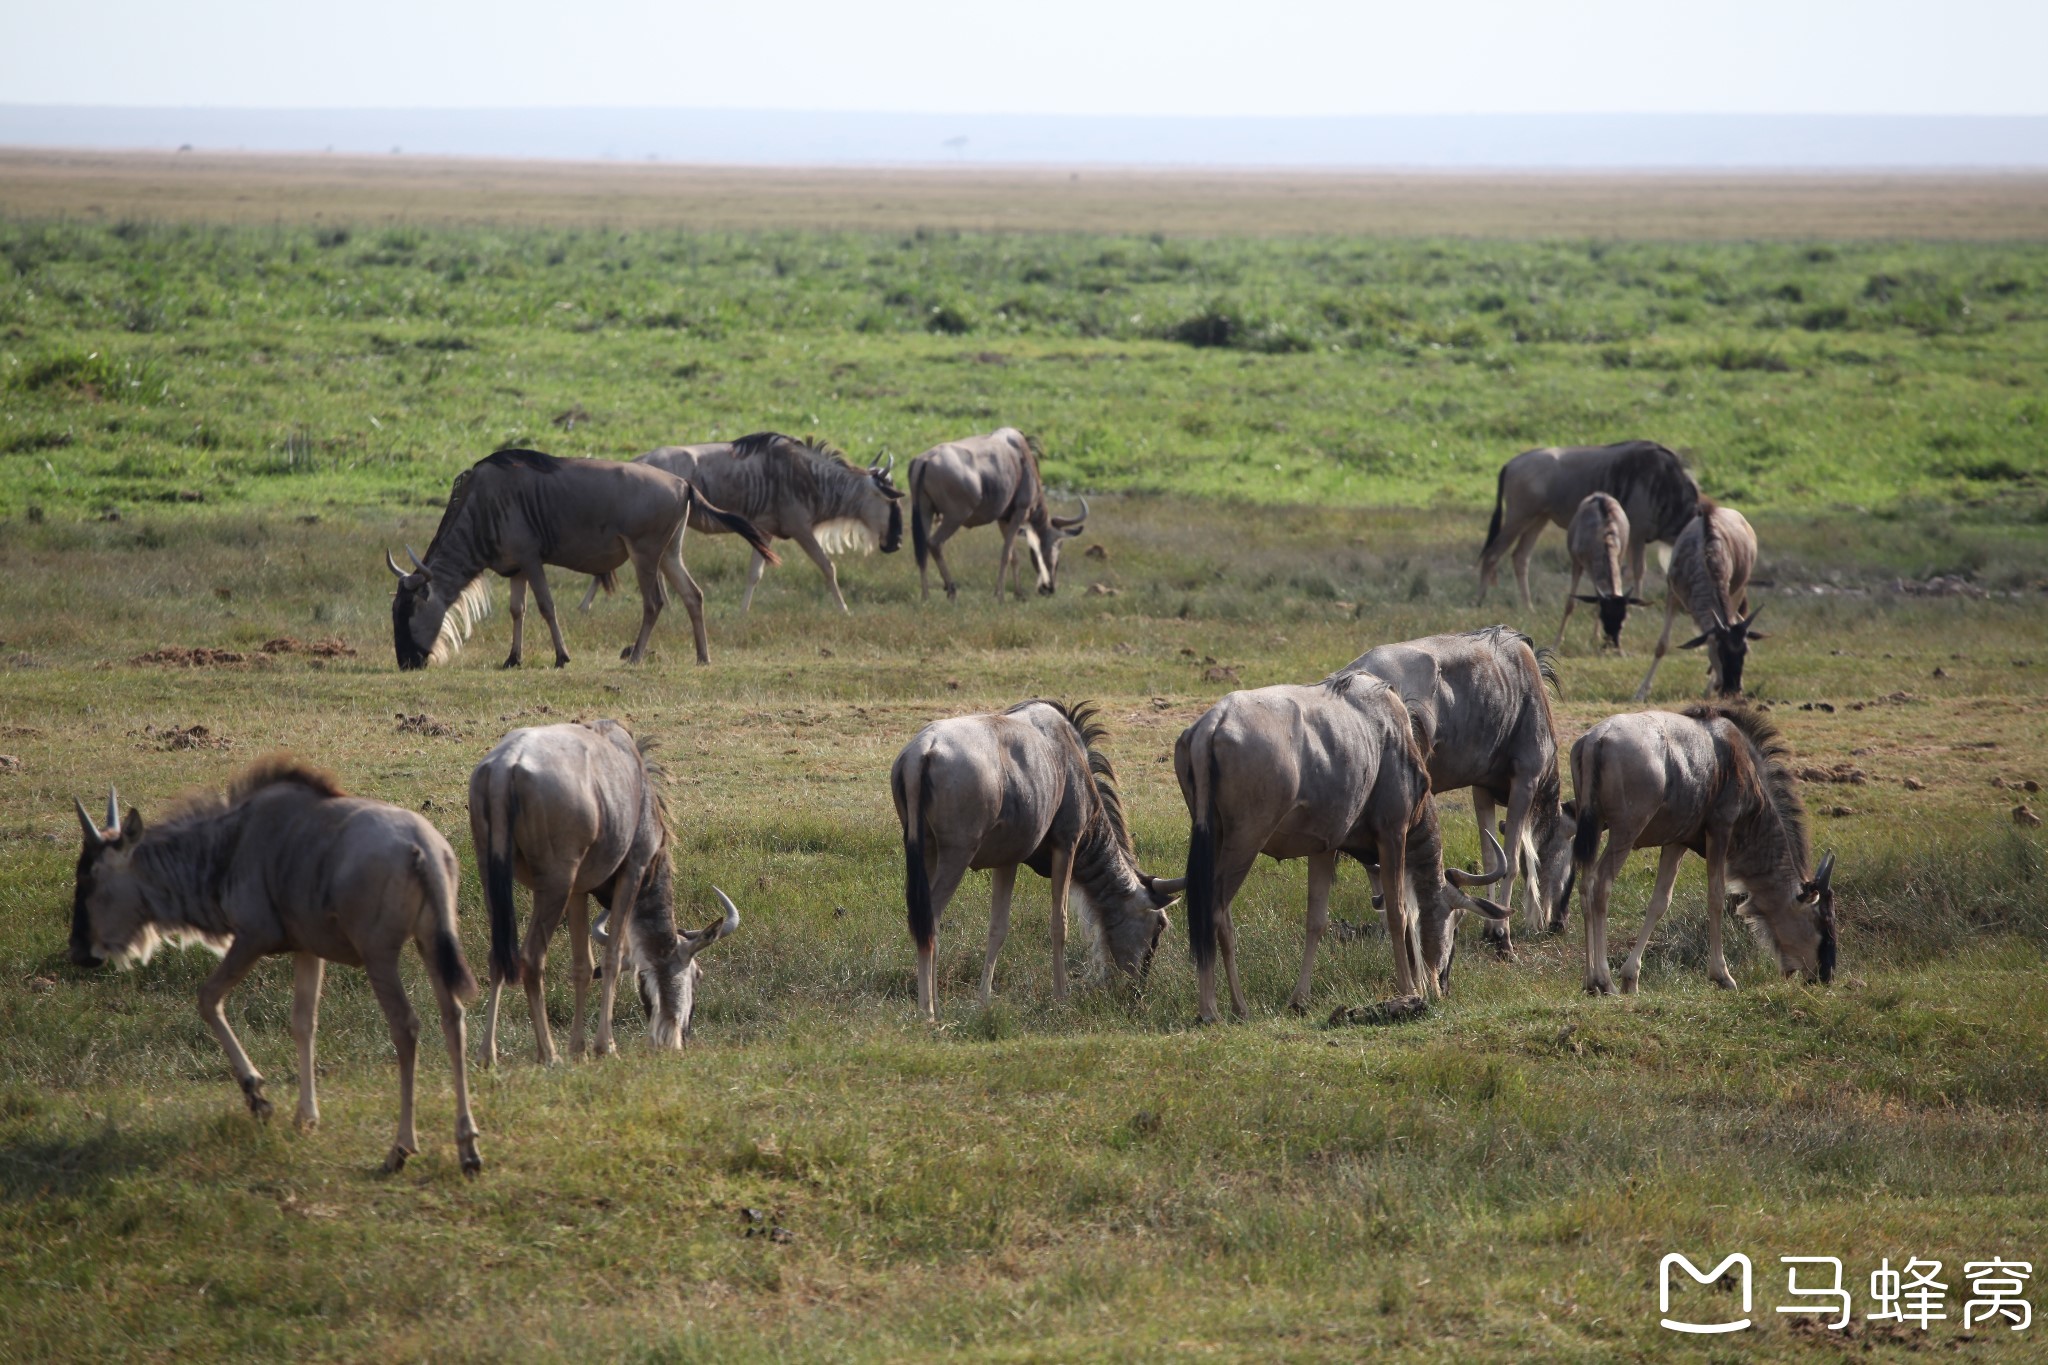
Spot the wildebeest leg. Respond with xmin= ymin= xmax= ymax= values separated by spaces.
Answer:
xmin=594 ymin=866 xmax=649 ymax=1058
xmin=522 ymin=880 xmax=571 ymax=1065
xmin=654 ymin=537 xmax=713 ymax=666
xmin=524 ymin=566 xmax=572 ymax=668
xmin=994 ymin=518 xmax=1024 ymax=604
xmin=918 ymin=846 xmax=974 ymax=1021
xmin=1617 ymin=844 xmax=1686 ymax=994
xmin=1200 ymin=845 xmax=1262 ymax=1023
xmin=1510 ymin=521 xmax=1545 ymax=611
xmin=1582 ymin=837 xmax=1633 ymax=995
xmin=1501 ymin=782 xmax=1541 ymax=945
xmin=567 ymin=893 xmax=594 ymax=1060
xmin=1702 ymin=832 xmax=1737 ymax=990
xmin=504 ymin=575 xmax=528 ymax=669
xmin=924 ymin=519 xmax=963 ymax=602
xmin=1470 ymin=790 xmax=1513 ymax=955
xmin=1379 ymin=824 xmax=1428 ymax=1000
xmin=740 ymin=550 xmax=769 ymax=614
xmin=1047 ymin=846 xmax=1076 ymax=1002
xmin=364 ymin=953 xmax=422 ymax=1173
xmin=1479 ymin=507 xmax=1533 ymax=605
xmin=979 ymin=863 xmax=1016 ymax=1007
xmin=1631 ymin=595 xmax=1679 ymax=702
xmin=290 ymin=952 xmax=325 ymax=1129
xmin=1287 ymin=852 xmax=1337 ymax=1013
xmin=789 ymin=526 xmax=849 ymax=614
xmin=1626 ymin=535 xmax=1648 ymax=600
xmin=198 ymin=937 xmax=275 ymax=1119
xmin=1551 ymin=563 xmax=1584 ymax=652
xmin=422 ymin=952 xmax=482 ymax=1176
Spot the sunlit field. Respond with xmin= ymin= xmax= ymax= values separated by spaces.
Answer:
xmin=2 ymin=174 xmax=2045 ymax=1360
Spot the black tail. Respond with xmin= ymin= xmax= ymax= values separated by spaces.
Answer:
xmin=1479 ymin=465 xmax=1508 ymax=563
xmin=689 ymin=483 xmax=782 ymax=566
xmin=1571 ymin=740 xmax=1604 ymax=871
xmin=899 ymin=753 xmax=935 ymax=952
xmin=434 ymin=930 xmax=479 ymax=1002
xmin=484 ymin=779 xmax=522 ymax=987
xmin=594 ymin=570 xmax=617 ymax=597
xmin=1185 ymin=745 xmax=1220 ymax=970
xmin=910 ymin=460 xmax=931 ymax=573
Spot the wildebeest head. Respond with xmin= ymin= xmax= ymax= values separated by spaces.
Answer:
xmin=1729 ymin=849 xmax=1836 ymax=984
xmin=1425 ymin=826 xmax=1514 ymax=993
xmin=1021 ymin=496 xmax=1089 ymax=595
xmin=1098 ymin=872 xmax=1184 ymax=980
xmin=1681 ymin=606 xmax=1766 ymax=695
xmin=1577 ymin=592 xmax=1654 ymax=649
xmin=1511 ymin=801 xmax=1581 ymax=933
xmin=603 ymin=863 xmax=742 ymax=1048
xmin=69 ymin=789 xmax=157 ymax=969
xmin=386 ymin=547 xmax=489 ymax=670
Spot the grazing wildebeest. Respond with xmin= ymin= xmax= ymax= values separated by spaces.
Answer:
xmin=1631 ymin=499 xmax=1763 ymax=702
xmin=1175 ymin=672 xmax=1512 ymax=1024
xmin=386 ymin=448 xmax=778 ymax=671
xmin=576 ymin=433 xmax=904 ymax=614
xmin=470 ymin=720 xmax=741 ymax=1066
xmin=1477 ymin=440 xmax=1700 ymax=607
xmin=892 ymin=700 xmax=1184 ymax=1022
xmin=67 ymin=761 xmax=483 ymax=1174
xmin=1346 ymin=626 xmax=1576 ymax=945
xmin=1569 ymin=702 xmax=1836 ymax=995
xmin=908 ymin=428 xmax=1088 ymax=602
xmin=1553 ymin=493 xmax=1651 ymax=652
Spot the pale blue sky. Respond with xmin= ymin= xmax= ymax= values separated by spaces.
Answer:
xmin=2 ymin=0 xmax=2043 ymax=115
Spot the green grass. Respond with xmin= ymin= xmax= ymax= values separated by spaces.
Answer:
xmin=3 ymin=219 xmax=2048 ymax=1360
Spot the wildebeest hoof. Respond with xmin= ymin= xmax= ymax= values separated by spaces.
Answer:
xmin=1618 ymin=974 xmax=1639 ymax=995
xmin=1546 ymin=919 xmax=1569 ymax=936
xmin=382 ymin=1144 xmax=412 ymax=1174
xmin=1492 ymin=942 xmax=1520 ymax=963
xmin=459 ymin=1145 xmax=482 ymax=1177
xmin=553 ymin=655 xmax=571 ymax=668
xmin=293 ymin=1107 xmax=318 ymax=1131
xmin=500 ymin=653 xmax=521 ymax=669
xmin=242 ymin=1079 xmax=273 ymax=1120
xmin=1711 ymin=974 xmax=1737 ymax=991
xmin=1584 ymin=979 xmax=1614 ymax=996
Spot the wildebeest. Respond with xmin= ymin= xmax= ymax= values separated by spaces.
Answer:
xmin=1553 ymin=492 xmax=1651 ymax=651
xmin=1175 ymin=672 xmax=1512 ymax=1024
xmin=892 ymin=700 xmax=1184 ymax=1022
xmin=386 ymin=449 xmax=778 ymax=670
xmin=67 ymin=761 xmax=483 ymax=1174
xmin=1477 ymin=440 xmax=1700 ymax=607
xmin=469 ymin=720 xmax=741 ymax=1066
xmin=1631 ymin=499 xmax=1763 ymax=702
xmin=1568 ymin=702 xmax=1836 ymax=994
xmin=576 ymin=433 xmax=904 ymax=614
xmin=1345 ymin=626 xmax=1575 ymax=945
xmin=908 ymin=428 xmax=1088 ymax=601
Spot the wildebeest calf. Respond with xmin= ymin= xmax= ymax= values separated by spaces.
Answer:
xmin=1553 ymin=492 xmax=1650 ymax=652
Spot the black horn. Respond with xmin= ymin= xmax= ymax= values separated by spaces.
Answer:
xmin=74 ymin=796 xmax=104 ymax=846
xmin=406 ymin=546 xmax=427 ymax=572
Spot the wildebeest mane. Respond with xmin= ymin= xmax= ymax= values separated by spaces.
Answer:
xmin=1013 ymin=699 xmax=1146 ymax=916
xmin=1683 ymin=700 xmax=1810 ymax=879
xmin=1608 ymin=441 xmax=1699 ymax=544
xmin=230 ymin=756 xmax=346 ymax=804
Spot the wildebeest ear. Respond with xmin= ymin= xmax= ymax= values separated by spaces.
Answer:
xmin=1627 ymin=596 xmax=1654 ymax=606
xmin=1560 ymin=799 xmax=1577 ymax=818
xmin=74 ymin=797 xmax=105 ymax=848
xmin=1574 ymin=594 xmax=1602 ymax=604
xmin=1744 ymin=628 xmax=1770 ymax=640
xmin=121 ymin=808 xmax=144 ymax=843
xmin=1679 ymin=631 xmax=1712 ymax=650
xmin=1447 ymin=885 xmax=1511 ymax=920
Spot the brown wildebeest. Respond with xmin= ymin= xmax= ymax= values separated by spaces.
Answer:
xmin=1477 ymin=440 xmax=1699 ymax=607
xmin=1176 ymin=672 xmax=1511 ymax=1024
xmin=1345 ymin=626 xmax=1575 ymax=946
xmin=892 ymin=700 xmax=1184 ymax=1022
xmin=67 ymin=761 xmax=484 ymax=1174
xmin=469 ymin=720 xmax=742 ymax=1066
xmin=1569 ymin=702 xmax=1836 ymax=995
xmin=1553 ymin=492 xmax=1652 ymax=652
xmin=577 ymin=433 xmax=905 ymax=614
xmin=386 ymin=448 xmax=778 ymax=670
xmin=908 ymin=428 xmax=1087 ymax=601
xmin=1631 ymin=499 xmax=1763 ymax=702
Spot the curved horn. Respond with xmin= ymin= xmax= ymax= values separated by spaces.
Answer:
xmin=1814 ymin=849 xmax=1836 ymax=889
xmin=106 ymin=787 xmax=121 ymax=838
xmin=406 ymin=545 xmax=427 ymax=572
xmin=1050 ymin=495 xmax=1090 ymax=531
xmin=386 ymin=548 xmax=406 ymax=578
xmin=75 ymin=797 xmax=104 ymax=846
xmin=687 ymin=887 xmax=741 ymax=948
xmin=1149 ymin=875 xmax=1189 ymax=896
xmin=1446 ymin=826 xmax=1511 ymax=888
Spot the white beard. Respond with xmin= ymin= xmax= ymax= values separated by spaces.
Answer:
xmin=813 ymin=519 xmax=877 ymax=556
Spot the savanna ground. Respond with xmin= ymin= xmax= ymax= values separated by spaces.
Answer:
xmin=0 ymin=161 xmax=2046 ymax=1361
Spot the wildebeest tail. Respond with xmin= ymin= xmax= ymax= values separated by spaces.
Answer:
xmin=687 ymin=482 xmax=782 ymax=566
xmin=483 ymin=767 xmax=523 ymax=986
xmin=1571 ymin=737 xmax=1605 ymax=870
xmin=898 ymin=748 xmax=936 ymax=952
xmin=910 ymin=459 xmax=931 ymax=572
xmin=1479 ymin=465 xmax=1508 ymax=562
xmin=1185 ymin=740 xmax=1220 ymax=971
xmin=414 ymin=846 xmax=479 ymax=1002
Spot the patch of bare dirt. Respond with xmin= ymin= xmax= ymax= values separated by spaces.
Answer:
xmin=130 ymin=645 xmax=251 ymax=667
xmin=1797 ymin=764 xmax=1868 ymax=785
xmin=1327 ymin=995 xmax=1428 ymax=1027
xmin=261 ymin=636 xmax=356 ymax=658
xmin=395 ymin=713 xmax=458 ymax=738
xmin=137 ymin=724 xmax=231 ymax=752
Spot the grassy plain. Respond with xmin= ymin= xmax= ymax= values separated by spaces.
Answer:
xmin=1 ymin=172 xmax=2047 ymax=1360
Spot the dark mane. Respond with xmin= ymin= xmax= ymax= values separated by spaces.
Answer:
xmin=1013 ymin=699 xmax=1142 ymax=896
xmin=730 ymin=430 xmax=857 ymax=471
xmin=1683 ymin=701 xmax=1810 ymax=875
xmin=229 ymin=756 xmax=347 ymax=804
xmin=1609 ymin=440 xmax=1700 ymax=543
xmin=422 ymin=449 xmax=562 ymax=559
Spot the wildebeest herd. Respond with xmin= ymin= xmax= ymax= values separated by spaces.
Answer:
xmin=65 ymin=431 xmax=1838 ymax=1175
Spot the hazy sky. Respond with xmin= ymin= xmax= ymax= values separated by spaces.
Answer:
xmin=2 ymin=0 xmax=2042 ymax=116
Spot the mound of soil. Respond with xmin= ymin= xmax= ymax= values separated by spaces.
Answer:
xmin=139 ymin=724 xmax=231 ymax=751
xmin=396 ymin=713 xmax=457 ymax=737
xmin=131 ymin=646 xmax=249 ymax=667
xmin=261 ymin=636 xmax=356 ymax=657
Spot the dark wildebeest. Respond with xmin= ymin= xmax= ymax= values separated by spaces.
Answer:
xmin=1175 ymin=672 xmax=1512 ymax=1024
xmin=892 ymin=700 xmax=1184 ymax=1022
xmin=1553 ymin=493 xmax=1651 ymax=652
xmin=1631 ymin=499 xmax=1763 ymax=702
xmin=576 ymin=433 xmax=904 ymax=614
xmin=469 ymin=721 xmax=741 ymax=1066
xmin=1477 ymin=440 xmax=1700 ymax=607
xmin=1345 ymin=626 xmax=1576 ymax=946
xmin=68 ymin=761 xmax=483 ymax=1174
xmin=1569 ymin=703 xmax=1836 ymax=995
xmin=908 ymin=428 xmax=1088 ymax=602
xmin=386 ymin=449 xmax=778 ymax=670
